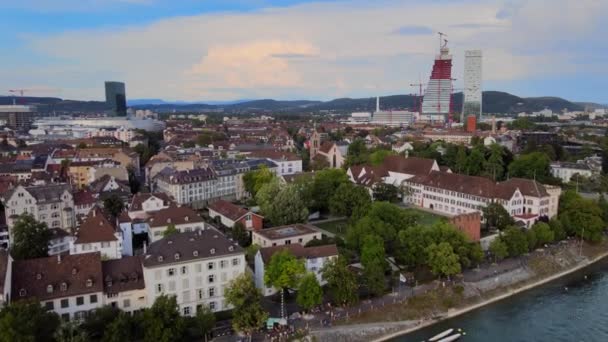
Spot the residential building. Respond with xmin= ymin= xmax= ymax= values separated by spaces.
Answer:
xmin=146 ymin=206 xmax=206 ymax=243
xmin=128 ymin=192 xmax=173 ymax=219
xmin=207 ymin=200 xmax=264 ymax=231
xmin=0 ymin=251 xmax=11 ymax=306
xmin=252 ymin=224 xmax=321 ymax=248
xmin=89 ymin=174 xmax=131 ymax=201
xmin=246 ymin=150 xmax=302 ymax=176
xmin=49 ymin=228 xmax=75 ymax=256
xmin=348 ymin=155 xmax=441 ymax=190
xmin=73 ymin=190 xmax=96 ymax=219
xmin=142 ymin=230 xmax=246 ymax=315
xmin=70 ymin=208 xmax=123 ymax=260
xmin=255 ymin=244 xmax=338 ymax=296
xmin=550 ymin=162 xmax=594 ymax=182
xmin=12 ymin=253 xmax=104 ymax=321
xmin=155 ymin=168 xmax=235 ymax=209
xmin=0 ymin=105 xmax=36 ymax=130
xmin=423 ymin=131 xmax=476 ymax=145
xmin=102 ymin=256 xmax=146 ymax=313
xmin=314 ymin=141 xmax=349 ymax=169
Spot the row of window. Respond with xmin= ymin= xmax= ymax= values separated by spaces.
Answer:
xmin=161 ymin=259 xmax=240 ymax=278
xmin=183 ymin=301 xmax=219 ymax=316
xmin=45 ymin=294 xmax=98 ymax=311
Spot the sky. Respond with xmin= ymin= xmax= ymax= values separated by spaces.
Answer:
xmin=0 ymin=0 xmax=607 ymax=103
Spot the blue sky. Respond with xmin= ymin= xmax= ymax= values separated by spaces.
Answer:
xmin=1 ymin=0 xmax=607 ymax=103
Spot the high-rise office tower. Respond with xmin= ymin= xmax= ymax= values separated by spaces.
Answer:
xmin=462 ymin=50 xmax=482 ymax=121
xmin=105 ymin=81 xmax=127 ymax=116
xmin=421 ymin=40 xmax=453 ymax=124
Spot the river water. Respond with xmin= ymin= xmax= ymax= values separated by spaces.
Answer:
xmin=393 ymin=258 xmax=608 ymax=342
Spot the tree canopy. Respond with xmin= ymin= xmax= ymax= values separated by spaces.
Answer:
xmin=142 ymin=295 xmax=186 ymax=342
xmin=426 ymin=242 xmax=461 ymax=279
xmin=0 ymin=300 xmax=60 ymax=342
xmin=559 ymin=191 xmax=605 ymax=242
xmin=321 ymin=257 xmax=358 ymax=306
xmin=508 ymin=152 xmax=557 ymax=184
xmin=361 ymin=234 xmax=387 ymax=296
xmin=10 ymin=213 xmax=52 ymax=260
xmin=225 ymin=274 xmax=268 ymax=337
xmin=296 ymin=273 xmax=323 ymax=311
xmin=103 ymin=194 xmax=124 ymax=218
xmin=264 ymin=250 xmax=306 ymax=290
xmin=329 ymin=183 xmax=371 ymax=220
xmin=482 ymin=202 xmax=515 ymax=231
xmin=501 ymin=227 xmax=529 ymax=257
xmin=311 ymin=169 xmax=349 ymax=212
xmin=243 ymin=165 xmax=276 ymax=197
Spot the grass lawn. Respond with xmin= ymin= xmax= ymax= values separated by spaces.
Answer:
xmin=404 ymin=208 xmax=445 ymax=226
xmin=313 ymin=219 xmax=349 ymax=237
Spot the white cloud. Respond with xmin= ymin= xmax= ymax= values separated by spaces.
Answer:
xmin=6 ymin=0 xmax=608 ymax=100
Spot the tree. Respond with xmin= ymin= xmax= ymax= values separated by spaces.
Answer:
xmin=311 ymin=169 xmax=349 ymax=212
xmin=469 ymin=243 xmax=485 ymax=267
xmin=372 ymin=183 xmax=400 ymax=203
xmin=508 ymin=152 xmax=556 ymax=184
xmin=264 ymin=250 xmax=306 ymax=318
xmin=162 ymin=223 xmax=178 ymax=237
xmin=232 ymin=222 xmax=250 ymax=247
xmin=501 ymin=227 xmax=529 ymax=257
xmin=296 ymin=273 xmax=323 ymax=312
xmin=182 ymin=141 xmax=195 ymax=148
xmin=548 ymin=218 xmax=567 ymax=241
xmin=489 ymin=238 xmax=508 ymax=262
xmin=484 ymin=144 xmax=505 ymax=180
xmin=321 ymin=257 xmax=358 ymax=306
xmin=425 ymin=242 xmax=461 ymax=279
xmin=82 ymin=305 xmax=120 ymax=339
xmin=559 ymin=191 xmax=605 ymax=242
xmin=465 ymin=147 xmax=486 ymax=176
xmin=526 ymin=228 xmax=538 ymax=251
xmin=127 ymin=167 xmax=141 ymax=194
xmin=0 ymin=300 xmax=60 ymax=342
xmin=103 ymin=194 xmax=124 ymax=218
xmin=329 ymin=183 xmax=371 ymax=220
xmin=244 ymin=165 xmax=276 ymax=197
xmin=194 ymin=305 xmax=216 ymax=342
xmin=133 ymin=144 xmax=154 ymax=167
xmin=54 ymin=321 xmax=88 ymax=342
xmin=102 ymin=312 xmax=135 ymax=342
xmin=369 ymin=150 xmax=396 ymax=165
xmin=255 ymin=180 xmax=282 ymax=213
xmin=142 ymin=295 xmax=185 ymax=342
xmin=482 ymin=203 xmax=514 ymax=231
xmin=261 ymin=184 xmax=309 ymax=226
xmin=225 ymin=274 xmax=268 ymax=341
xmin=455 ymin=146 xmax=468 ymax=173
xmin=10 ymin=213 xmax=52 ymax=260
xmin=531 ymin=222 xmax=554 ymax=246
xmin=346 ymin=139 xmax=369 ymax=166
xmin=361 ymin=234 xmax=387 ymax=296
xmin=598 ymin=193 xmax=608 ymax=223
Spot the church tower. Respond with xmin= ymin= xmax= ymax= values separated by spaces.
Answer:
xmin=310 ymin=124 xmax=320 ymax=158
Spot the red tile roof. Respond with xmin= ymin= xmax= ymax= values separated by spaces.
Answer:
xmin=74 ymin=208 xmax=118 ymax=244
xmin=208 ymin=200 xmax=254 ymax=221
xmin=129 ymin=192 xmax=172 ymax=211
xmin=147 ymin=205 xmax=204 ymax=228
xmin=73 ymin=190 xmax=96 ymax=206
xmin=259 ymin=243 xmax=338 ymax=263
xmin=102 ymin=256 xmax=145 ymax=294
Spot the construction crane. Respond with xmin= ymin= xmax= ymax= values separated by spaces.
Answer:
xmin=409 ymin=82 xmax=425 ymax=114
xmin=7 ymin=88 xmax=60 ymax=104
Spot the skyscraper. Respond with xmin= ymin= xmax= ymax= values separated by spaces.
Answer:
xmin=104 ymin=81 xmax=127 ymax=116
xmin=421 ymin=40 xmax=453 ymax=124
xmin=462 ymin=50 xmax=482 ymax=121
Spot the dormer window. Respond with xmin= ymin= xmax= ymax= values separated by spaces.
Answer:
xmin=193 ymin=250 xmax=199 ymax=257
xmin=174 ymin=253 xmax=180 ymax=260
xmin=210 ymin=248 xmax=215 ymax=255
xmin=228 ymin=246 xmax=234 ymax=252
xmin=19 ymin=289 xmax=26 ymax=297
xmin=46 ymin=285 xmax=54 ymax=293
xmin=36 ymin=273 xmax=42 ymax=280
xmin=184 ymin=216 xmax=189 ymax=222
xmin=167 ymin=218 xmax=172 ymax=223
xmin=86 ymin=279 xmax=93 ymax=288
xmin=158 ymin=256 xmax=164 ymax=262
xmin=72 ymin=267 xmax=78 ymax=275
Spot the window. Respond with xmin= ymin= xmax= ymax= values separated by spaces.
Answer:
xmin=86 ymin=279 xmax=93 ymax=288
xmin=208 ymin=275 xmax=215 ymax=283
xmin=90 ymin=295 xmax=98 ymax=303
xmin=220 ymin=260 xmax=228 ymax=269
xmin=195 ymin=263 xmax=202 ymax=273
xmin=76 ymin=297 xmax=84 ymax=306
xmin=209 ymin=301 xmax=216 ymax=311
xmin=61 ymin=313 xmax=70 ymax=321
xmin=167 ymin=268 xmax=175 ymax=277
xmin=45 ymin=301 xmax=54 ymax=310
xmin=123 ymin=299 xmax=130 ymax=308
xmin=208 ymin=287 xmax=215 ymax=298
xmin=61 ymin=299 xmax=69 ymax=308
xmin=232 ymin=258 xmax=240 ymax=266
xmin=198 ymin=289 xmax=204 ymax=300
xmin=47 ymin=285 xmax=54 ymax=293
xmin=156 ymin=284 xmax=163 ymax=293
xmin=183 ymin=306 xmax=191 ymax=316
xmin=207 ymin=262 xmax=215 ymax=270
xmin=183 ymin=290 xmax=191 ymax=302
xmin=285 ymin=239 xmax=291 ymax=245
xmin=101 ymin=242 xmax=110 ymax=248
xmin=181 ymin=266 xmax=188 ymax=275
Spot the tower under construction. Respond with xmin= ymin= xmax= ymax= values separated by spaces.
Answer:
xmin=420 ymin=34 xmax=453 ymax=124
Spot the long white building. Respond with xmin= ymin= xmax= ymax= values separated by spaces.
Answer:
xmin=462 ymin=50 xmax=483 ymax=121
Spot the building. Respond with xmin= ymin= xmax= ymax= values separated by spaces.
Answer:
xmin=371 ymin=110 xmax=416 ymax=127
xmin=33 ymin=117 xmax=165 ymax=133
xmin=315 ymin=141 xmax=348 ymax=169
xmin=423 ymin=131 xmax=476 ymax=145
xmin=420 ymin=39 xmax=453 ymax=123
xmin=207 ymin=200 xmax=264 ymax=231
xmin=251 ymin=224 xmax=321 ymax=248
xmin=2 ymin=184 xmax=75 ymax=245
xmin=155 ymin=168 xmax=236 ymax=209
xmin=49 ymin=228 xmax=75 ymax=256
xmin=449 ymin=212 xmax=481 ymax=242
xmin=349 ymin=112 xmax=372 ymax=123
xmin=254 ymin=244 xmax=338 ymax=296
xmin=105 ymin=81 xmax=127 ymax=116
xmin=142 ymin=230 xmax=246 ymax=315
xmin=0 ymin=105 xmax=36 ymax=130
xmin=0 ymin=251 xmax=12 ymax=306
xmin=68 ymin=160 xmax=126 ymax=189
xmin=462 ymin=50 xmax=482 ymax=121
xmin=146 ymin=205 xmax=206 ymax=243
xmin=12 ymin=253 xmax=104 ymax=321
xmin=348 ymin=155 xmax=441 ymax=190
xmin=101 ymin=256 xmax=146 ymax=314
xmin=70 ymin=208 xmax=123 ymax=260
xmin=246 ymin=150 xmax=302 ymax=176
xmin=518 ymin=132 xmax=559 ymax=149
xmin=128 ymin=192 xmax=173 ymax=219
xmin=550 ymin=162 xmax=594 ymax=182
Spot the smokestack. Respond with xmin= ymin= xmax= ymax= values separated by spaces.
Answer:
xmin=376 ymin=96 xmax=380 ymax=113
xmin=491 ymin=115 xmax=496 ymax=135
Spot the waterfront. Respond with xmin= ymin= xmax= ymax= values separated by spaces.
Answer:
xmin=393 ymin=258 xmax=608 ymax=342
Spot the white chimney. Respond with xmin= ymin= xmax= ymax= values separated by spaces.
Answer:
xmin=57 ymin=254 xmax=62 ymax=264
xmin=143 ymin=241 xmax=147 ymax=254
xmin=376 ymin=96 xmax=380 ymax=113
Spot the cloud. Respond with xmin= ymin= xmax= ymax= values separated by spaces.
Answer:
xmin=5 ymin=0 xmax=608 ymax=101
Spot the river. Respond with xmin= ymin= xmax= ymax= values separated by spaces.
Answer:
xmin=393 ymin=258 xmax=608 ymax=342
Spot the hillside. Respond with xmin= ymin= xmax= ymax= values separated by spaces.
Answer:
xmin=0 ymin=91 xmax=586 ymax=114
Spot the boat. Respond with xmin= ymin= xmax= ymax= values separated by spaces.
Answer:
xmin=429 ymin=329 xmax=454 ymax=341
xmin=438 ymin=333 xmax=462 ymax=342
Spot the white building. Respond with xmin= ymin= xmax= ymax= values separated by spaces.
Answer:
xmin=101 ymin=256 xmax=147 ymax=314
xmin=349 ymin=112 xmax=372 ymax=123
xmin=128 ymin=192 xmax=173 ymax=220
xmin=246 ymin=151 xmax=302 ymax=176
xmin=462 ymin=50 xmax=482 ymax=121
xmin=255 ymin=244 xmax=338 ymax=296
xmin=550 ymin=162 xmax=594 ymax=182
xmin=142 ymin=230 xmax=246 ymax=315
xmin=372 ymin=110 xmax=416 ymax=127
xmin=146 ymin=205 xmax=206 ymax=243
xmin=251 ymin=224 xmax=322 ymax=248
xmin=70 ymin=208 xmax=123 ymax=260
xmin=155 ymin=168 xmax=237 ymax=209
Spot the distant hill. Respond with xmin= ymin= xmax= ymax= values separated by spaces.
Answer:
xmin=0 ymin=91 xmax=588 ymax=114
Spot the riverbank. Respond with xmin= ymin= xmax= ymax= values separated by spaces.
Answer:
xmin=311 ymin=240 xmax=608 ymax=342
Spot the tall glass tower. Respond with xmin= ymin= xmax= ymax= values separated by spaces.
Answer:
xmin=105 ymin=81 xmax=127 ymax=116
xmin=462 ymin=50 xmax=482 ymax=121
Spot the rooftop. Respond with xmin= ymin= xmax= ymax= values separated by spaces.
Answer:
xmin=259 ymin=243 xmax=338 ymax=263
xmin=254 ymin=224 xmax=319 ymax=240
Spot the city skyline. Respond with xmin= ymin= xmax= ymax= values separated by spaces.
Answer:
xmin=1 ymin=0 xmax=607 ymax=103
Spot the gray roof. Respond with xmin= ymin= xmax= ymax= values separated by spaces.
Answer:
xmin=143 ymin=229 xmax=243 ymax=268
xmin=5 ymin=184 xmax=71 ymax=204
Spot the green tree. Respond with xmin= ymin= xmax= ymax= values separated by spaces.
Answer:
xmin=489 ymin=238 xmax=508 ymax=262
xmin=484 ymin=144 xmax=505 ymax=180
xmin=321 ymin=257 xmax=359 ymax=306
xmin=598 ymin=193 xmax=608 ymax=223
xmin=255 ymin=180 xmax=282 ymax=212
xmin=133 ymin=144 xmax=154 ymax=167
xmin=142 ymin=295 xmax=185 ymax=342
xmin=162 ymin=223 xmax=178 ymax=237
xmin=465 ymin=147 xmax=486 ymax=176
xmin=311 ymin=169 xmax=349 ymax=212
xmin=361 ymin=234 xmax=387 ymax=296
xmin=194 ymin=305 xmax=216 ymax=342
xmin=225 ymin=274 xmax=268 ymax=341
xmin=501 ymin=227 xmax=529 ymax=257
xmin=10 ymin=213 xmax=52 ymax=260
xmin=263 ymin=185 xmax=309 ymax=226
xmin=455 ymin=146 xmax=468 ymax=173
xmin=82 ymin=305 xmax=120 ymax=339
xmin=0 ymin=300 xmax=60 ymax=342
xmin=425 ymin=242 xmax=461 ymax=279
xmin=346 ymin=139 xmax=369 ymax=166
xmin=548 ymin=218 xmax=567 ymax=241
xmin=372 ymin=183 xmax=400 ymax=203
xmin=329 ymin=183 xmax=371 ymax=220
xmin=482 ymin=203 xmax=514 ymax=231
xmin=127 ymin=166 xmax=141 ymax=194
xmin=182 ymin=141 xmax=195 ymax=148
xmin=232 ymin=222 xmax=251 ymax=247
xmin=369 ymin=149 xmax=396 ymax=165
xmin=243 ymin=165 xmax=276 ymax=197
xmin=102 ymin=312 xmax=135 ymax=342
xmin=264 ymin=250 xmax=306 ymax=318
xmin=103 ymin=194 xmax=124 ymax=218
xmin=469 ymin=243 xmax=485 ymax=267
xmin=508 ymin=152 xmax=555 ymax=183
xmin=531 ymin=222 xmax=555 ymax=246
xmin=296 ymin=273 xmax=323 ymax=312
xmin=526 ymin=228 xmax=538 ymax=251
xmin=54 ymin=321 xmax=88 ymax=342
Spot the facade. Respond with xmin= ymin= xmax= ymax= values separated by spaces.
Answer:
xmin=207 ymin=199 xmax=264 ymax=231
xmin=102 ymin=256 xmax=147 ymax=314
xmin=155 ymin=168 xmax=236 ymax=209
xmin=128 ymin=192 xmax=173 ymax=219
xmin=316 ymin=141 xmax=348 ymax=169
xmin=0 ymin=105 xmax=36 ymax=130
xmin=550 ymin=162 xmax=594 ymax=182
xmin=0 ymin=251 xmax=11 ymax=306
xmin=142 ymin=230 xmax=246 ymax=315
xmin=105 ymin=81 xmax=127 ymax=116
xmin=251 ymin=224 xmax=321 ymax=248
xmin=423 ymin=131 xmax=475 ymax=145
xmin=146 ymin=206 xmax=206 ymax=242
xmin=255 ymin=244 xmax=338 ymax=296
xmin=371 ymin=110 xmax=416 ymax=127
xmin=70 ymin=208 xmax=123 ymax=260
xmin=462 ymin=50 xmax=483 ymax=121
xmin=3 ymin=184 xmax=75 ymax=245
xmin=49 ymin=228 xmax=75 ymax=256
xmin=12 ymin=253 xmax=104 ymax=321
xmin=421 ymin=41 xmax=453 ymax=123
xmin=246 ymin=150 xmax=302 ymax=176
